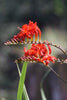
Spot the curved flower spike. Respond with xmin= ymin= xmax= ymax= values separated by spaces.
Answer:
xmin=24 ymin=43 xmax=57 ymax=65
xmin=5 ymin=21 xmax=41 ymax=45
xmin=16 ymin=43 xmax=57 ymax=65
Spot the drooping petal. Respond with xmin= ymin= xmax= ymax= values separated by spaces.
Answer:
xmin=37 ymin=27 xmax=41 ymax=42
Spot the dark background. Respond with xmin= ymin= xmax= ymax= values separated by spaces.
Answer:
xmin=0 ymin=0 xmax=67 ymax=100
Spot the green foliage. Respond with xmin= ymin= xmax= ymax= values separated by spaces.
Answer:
xmin=53 ymin=0 xmax=64 ymax=15
xmin=17 ymin=62 xmax=28 ymax=100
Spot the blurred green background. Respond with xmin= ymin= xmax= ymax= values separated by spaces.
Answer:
xmin=0 ymin=0 xmax=67 ymax=100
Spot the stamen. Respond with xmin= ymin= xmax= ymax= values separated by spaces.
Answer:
xmin=27 ymin=38 xmax=29 ymax=43
xmin=31 ymin=36 xmax=33 ymax=43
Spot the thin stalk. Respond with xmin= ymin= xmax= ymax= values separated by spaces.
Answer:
xmin=40 ymin=88 xmax=47 ymax=100
xmin=40 ymin=69 xmax=51 ymax=100
xmin=4 ymin=41 xmax=67 ymax=56
xmin=40 ymin=69 xmax=51 ymax=88
xmin=40 ymin=64 xmax=67 ymax=100
xmin=47 ymin=65 xmax=67 ymax=84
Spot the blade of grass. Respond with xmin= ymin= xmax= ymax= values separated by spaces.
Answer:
xmin=40 ymin=69 xmax=51 ymax=100
xmin=22 ymin=85 xmax=29 ymax=100
xmin=40 ymin=88 xmax=47 ymax=100
xmin=16 ymin=62 xmax=28 ymax=100
xmin=16 ymin=62 xmax=29 ymax=100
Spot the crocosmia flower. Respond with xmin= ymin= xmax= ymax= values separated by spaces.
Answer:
xmin=5 ymin=21 xmax=41 ymax=45
xmin=4 ymin=20 xmax=57 ymax=66
xmin=16 ymin=42 xmax=57 ymax=66
xmin=28 ymin=21 xmax=41 ymax=42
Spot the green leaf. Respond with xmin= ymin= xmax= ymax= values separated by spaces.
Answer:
xmin=40 ymin=88 xmax=47 ymax=100
xmin=23 ymin=85 xmax=29 ymax=100
xmin=17 ymin=62 xmax=27 ymax=100
xmin=40 ymin=69 xmax=51 ymax=100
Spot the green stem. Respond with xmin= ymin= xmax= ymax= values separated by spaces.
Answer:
xmin=23 ymin=85 xmax=29 ymax=100
xmin=40 ymin=65 xmax=67 ymax=91
xmin=40 ymin=88 xmax=47 ymax=100
xmin=40 ymin=69 xmax=51 ymax=100
xmin=40 ymin=69 xmax=51 ymax=89
xmin=16 ymin=62 xmax=29 ymax=100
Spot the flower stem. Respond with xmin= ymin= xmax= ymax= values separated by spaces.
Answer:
xmin=40 ymin=69 xmax=51 ymax=88
xmin=40 ymin=69 xmax=51 ymax=100
xmin=47 ymin=65 xmax=67 ymax=84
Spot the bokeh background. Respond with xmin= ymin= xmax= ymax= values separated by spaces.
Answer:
xmin=0 ymin=0 xmax=67 ymax=100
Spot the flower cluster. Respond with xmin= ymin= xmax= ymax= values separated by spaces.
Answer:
xmin=22 ymin=42 xmax=57 ymax=65
xmin=5 ymin=20 xmax=57 ymax=65
xmin=5 ymin=21 xmax=41 ymax=45
xmin=5 ymin=20 xmax=67 ymax=86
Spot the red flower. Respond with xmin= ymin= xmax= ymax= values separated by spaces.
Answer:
xmin=4 ymin=20 xmax=57 ymax=66
xmin=13 ymin=20 xmax=41 ymax=43
xmin=23 ymin=43 xmax=57 ymax=65
xmin=41 ymin=55 xmax=57 ymax=65
xmin=28 ymin=21 xmax=41 ymax=42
